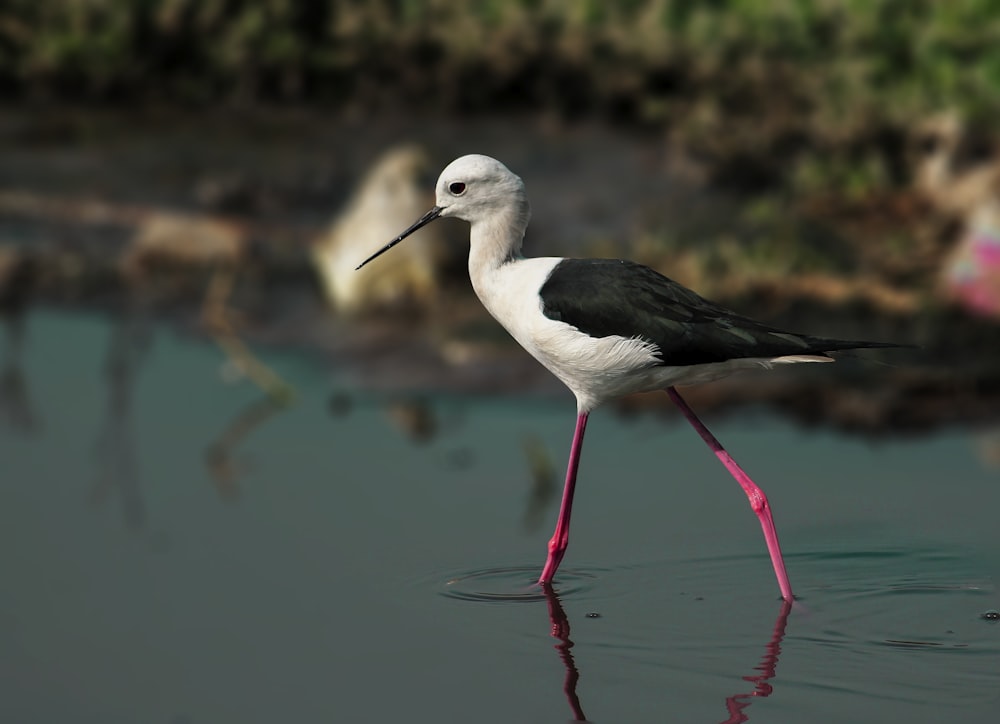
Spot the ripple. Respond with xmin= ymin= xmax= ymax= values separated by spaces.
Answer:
xmin=440 ymin=565 xmax=598 ymax=603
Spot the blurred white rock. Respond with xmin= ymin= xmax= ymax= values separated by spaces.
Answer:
xmin=312 ymin=145 xmax=455 ymax=315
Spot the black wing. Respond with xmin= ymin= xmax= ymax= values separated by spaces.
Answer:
xmin=539 ymin=259 xmax=898 ymax=366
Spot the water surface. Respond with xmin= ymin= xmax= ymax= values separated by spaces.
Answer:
xmin=1 ymin=310 xmax=998 ymax=723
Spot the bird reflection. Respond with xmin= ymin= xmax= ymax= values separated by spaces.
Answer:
xmin=205 ymin=396 xmax=288 ymax=499
xmin=540 ymin=583 xmax=588 ymax=722
xmin=719 ymin=600 xmax=793 ymax=724
xmin=90 ymin=314 xmax=151 ymax=529
xmin=538 ymin=589 xmax=793 ymax=723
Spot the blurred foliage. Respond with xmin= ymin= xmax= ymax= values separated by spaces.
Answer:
xmin=2 ymin=0 xmax=1000 ymax=195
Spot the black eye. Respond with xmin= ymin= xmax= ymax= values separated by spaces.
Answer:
xmin=449 ymin=182 xmax=466 ymax=195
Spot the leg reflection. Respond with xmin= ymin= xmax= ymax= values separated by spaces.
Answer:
xmin=538 ymin=587 xmax=793 ymax=723
xmin=541 ymin=583 xmax=587 ymax=722
xmin=720 ymin=600 xmax=794 ymax=724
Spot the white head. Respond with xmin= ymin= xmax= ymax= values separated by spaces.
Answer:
xmin=434 ymin=154 xmax=529 ymax=222
xmin=355 ymin=154 xmax=530 ymax=270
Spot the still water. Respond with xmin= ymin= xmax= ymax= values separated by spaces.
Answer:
xmin=1 ymin=309 xmax=998 ymax=723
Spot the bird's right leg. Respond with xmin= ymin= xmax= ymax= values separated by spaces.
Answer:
xmin=666 ymin=387 xmax=794 ymax=602
xmin=539 ymin=412 xmax=589 ymax=585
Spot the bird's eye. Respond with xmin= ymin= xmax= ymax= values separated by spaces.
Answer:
xmin=449 ymin=182 xmax=467 ymax=195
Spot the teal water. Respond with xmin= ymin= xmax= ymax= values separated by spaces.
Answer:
xmin=1 ymin=310 xmax=998 ymax=723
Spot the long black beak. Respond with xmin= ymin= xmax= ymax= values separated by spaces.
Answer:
xmin=355 ymin=206 xmax=444 ymax=270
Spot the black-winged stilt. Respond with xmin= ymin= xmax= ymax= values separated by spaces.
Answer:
xmin=357 ymin=154 xmax=902 ymax=601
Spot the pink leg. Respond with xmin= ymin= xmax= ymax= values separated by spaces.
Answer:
xmin=539 ymin=412 xmax=589 ymax=585
xmin=667 ymin=387 xmax=794 ymax=601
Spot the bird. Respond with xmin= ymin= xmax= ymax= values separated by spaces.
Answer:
xmin=356 ymin=154 xmax=902 ymax=601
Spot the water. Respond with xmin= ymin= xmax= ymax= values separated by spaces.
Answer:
xmin=1 ymin=310 xmax=998 ymax=723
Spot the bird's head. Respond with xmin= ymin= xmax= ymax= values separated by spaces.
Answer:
xmin=355 ymin=154 xmax=528 ymax=270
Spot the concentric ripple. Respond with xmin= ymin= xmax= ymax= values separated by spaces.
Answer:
xmin=440 ymin=565 xmax=597 ymax=602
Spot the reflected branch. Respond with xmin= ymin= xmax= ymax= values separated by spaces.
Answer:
xmin=0 ymin=315 xmax=39 ymax=434
xmin=522 ymin=435 xmax=557 ymax=533
xmin=90 ymin=313 xmax=152 ymax=530
xmin=205 ymin=395 xmax=288 ymax=499
xmin=201 ymin=267 xmax=296 ymax=405
xmin=541 ymin=583 xmax=588 ymax=722
xmin=720 ymin=600 xmax=793 ymax=724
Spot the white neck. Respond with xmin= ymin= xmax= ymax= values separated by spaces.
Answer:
xmin=467 ymin=202 xmax=529 ymax=286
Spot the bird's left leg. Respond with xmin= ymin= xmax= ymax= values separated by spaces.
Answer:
xmin=666 ymin=387 xmax=794 ymax=602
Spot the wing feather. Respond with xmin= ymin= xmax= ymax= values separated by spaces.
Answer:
xmin=539 ymin=259 xmax=896 ymax=366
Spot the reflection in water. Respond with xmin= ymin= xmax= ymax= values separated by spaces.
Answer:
xmin=0 ymin=314 xmax=38 ymax=434
xmin=385 ymin=396 xmax=437 ymax=443
xmin=205 ymin=396 xmax=288 ymax=500
xmin=204 ymin=271 xmax=295 ymax=497
xmin=114 ymin=205 xmax=296 ymax=405
xmin=0 ymin=247 xmax=38 ymax=434
xmin=974 ymin=427 xmax=1000 ymax=469
xmin=202 ymin=268 xmax=296 ymax=404
xmin=521 ymin=434 xmax=556 ymax=533
xmin=93 ymin=291 xmax=292 ymax=508
xmin=89 ymin=313 xmax=151 ymax=529
xmin=328 ymin=391 xmax=354 ymax=417
xmin=719 ymin=601 xmax=793 ymax=724
xmin=541 ymin=583 xmax=587 ymax=722
xmin=538 ymin=588 xmax=793 ymax=724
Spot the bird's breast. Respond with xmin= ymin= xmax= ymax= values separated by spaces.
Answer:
xmin=470 ymin=258 xmax=665 ymax=406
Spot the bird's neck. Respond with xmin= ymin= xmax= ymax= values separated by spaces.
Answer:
xmin=467 ymin=204 xmax=528 ymax=282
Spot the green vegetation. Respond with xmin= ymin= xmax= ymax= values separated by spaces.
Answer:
xmin=3 ymin=1 xmax=1000 ymax=195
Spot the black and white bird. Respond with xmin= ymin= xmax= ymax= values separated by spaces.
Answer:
xmin=357 ymin=154 xmax=901 ymax=601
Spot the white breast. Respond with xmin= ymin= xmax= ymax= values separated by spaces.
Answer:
xmin=471 ymin=257 xmax=665 ymax=410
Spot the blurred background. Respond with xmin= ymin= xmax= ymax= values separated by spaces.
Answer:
xmin=2 ymin=0 xmax=999 ymax=428
xmin=3 ymin=3 xmax=1000 ymax=723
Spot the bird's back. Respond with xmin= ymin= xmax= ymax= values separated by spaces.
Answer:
xmin=539 ymin=258 xmax=899 ymax=366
